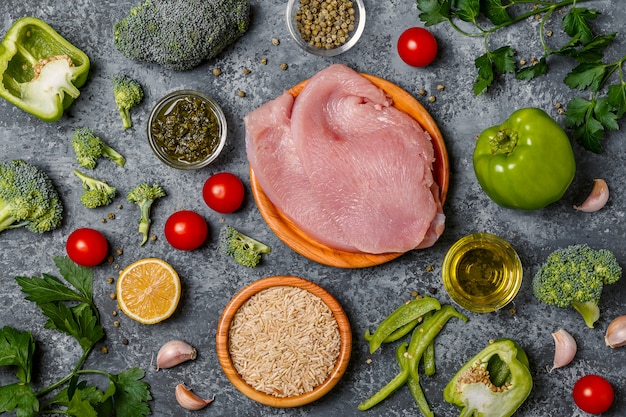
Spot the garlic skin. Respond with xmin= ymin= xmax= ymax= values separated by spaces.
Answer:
xmin=551 ymin=328 xmax=577 ymax=372
xmin=175 ymin=384 xmax=214 ymax=410
xmin=574 ymin=178 xmax=609 ymax=212
xmin=605 ymin=315 xmax=626 ymax=348
xmin=156 ymin=340 xmax=197 ymax=370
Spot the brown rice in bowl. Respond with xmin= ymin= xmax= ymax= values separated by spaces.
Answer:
xmin=216 ymin=276 xmax=352 ymax=407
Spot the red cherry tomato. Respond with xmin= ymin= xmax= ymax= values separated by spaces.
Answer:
xmin=66 ymin=228 xmax=109 ymax=267
xmin=164 ymin=210 xmax=208 ymax=251
xmin=572 ymin=375 xmax=614 ymax=414
xmin=202 ymin=172 xmax=245 ymax=214
xmin=397 ymin=27 xmax=438 ymax=67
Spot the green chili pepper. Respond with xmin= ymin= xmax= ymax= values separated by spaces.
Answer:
xmin=0 ymin=17 xmax=90 ymax=122
xmin=473 ymin=107 xmax=576 ymax=210
xmin=357 ymin=343 xmax=410 ymax=411
xmin=364 ymin=297 xmax=441 ymax=354
xmin=421 ymin=311 xmax=436 ymax=376
xmin=358 ymin=304 xmax=468 ymax=415
xmin=406 ymin=305 xmax=468 ymax=387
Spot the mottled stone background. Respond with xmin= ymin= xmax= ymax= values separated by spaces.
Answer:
xmin=0 ymin=1 xmax=624 ymax=416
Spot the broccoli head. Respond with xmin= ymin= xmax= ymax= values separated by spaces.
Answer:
xmin=112 ymin=74 xmax=144 ymax=129
xmin=127 ymin=183 xmax=166 ymax=246
xmin=532 ymin=244 xmax=622 ymax=328
xmin=0 ymin=159 xmax=63 ymax=233
xmin=72 ymin=127 xmax=126 ymax=169
xmin=219 ymin=225 xmax=271 ymax=268
xmin=113 ymin=0 xmax=251 ymax=71
xmin=72 ymin=169 xmax=117 ymax=209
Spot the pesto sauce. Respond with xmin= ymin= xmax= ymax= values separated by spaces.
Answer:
xmin=151 ymin=96 xmax=220 ymax=164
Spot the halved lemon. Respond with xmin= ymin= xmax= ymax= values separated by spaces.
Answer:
xmin=117 ymin=258 xmax=181 ymax=324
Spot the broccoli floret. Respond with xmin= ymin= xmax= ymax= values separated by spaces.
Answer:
xmin=219 ymin=225 xmax=271 ymax=268
xmin=532 ymin=244 xmax=622 ymax=328
xmin=127 ymin=183 xmax=166 ymax=246
xmin=0 ymin=160 xmax=63 ymax=233
xmin=112 ymin=74 xmax=144 ymax=129
xmin=113 ymin=0 xmax=251 ymax=71
xmin=72 ymin=127 xmax=126 ymax=169
xmin=72 ymin=169 xmax=117 ymax=209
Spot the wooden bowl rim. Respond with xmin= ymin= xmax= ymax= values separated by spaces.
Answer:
xmin=250 ymin=73 xmax=449 ymax=268
xmin=215 ymin=276 xmax=352 ymax=408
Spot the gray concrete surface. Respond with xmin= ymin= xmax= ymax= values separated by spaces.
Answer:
xmin=0 ymin=1 xmax=624 ymax=416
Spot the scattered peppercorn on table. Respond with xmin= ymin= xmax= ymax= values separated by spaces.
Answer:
xmin=0 ymin=1 xmax=625 ymax=417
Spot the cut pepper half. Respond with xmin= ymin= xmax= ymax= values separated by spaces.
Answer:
xmin=0 ymin=16 xmax=90 ymax=122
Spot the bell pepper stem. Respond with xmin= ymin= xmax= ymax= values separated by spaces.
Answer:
xmin=489 ymin=128 xmax=518 ymax=155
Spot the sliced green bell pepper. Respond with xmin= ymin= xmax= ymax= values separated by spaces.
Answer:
xmin=443 ymin=338 xmax=533 ymax=417
xmin=473 ymin=108 xmax=576 ymax=210
xmin=0 ymin=17 xmax=90 ymax=122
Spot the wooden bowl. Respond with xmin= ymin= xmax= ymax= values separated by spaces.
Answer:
xmin=250 ymin=74 xmax=449 ymax=268
xmin=216 ymin=276 xmax=352 ymax=407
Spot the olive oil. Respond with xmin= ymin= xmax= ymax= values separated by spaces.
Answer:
xmin=442 ymin=233 xmax=522 ymax=313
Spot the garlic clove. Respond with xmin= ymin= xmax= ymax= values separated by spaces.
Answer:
xmin=574 ymin=178 xmax=609 ymax=213
xmin=551 ymin=328 xmax=577 ymax=372
xmin=156 ymin=340 xmax=197 ymax=370
xmin=605 ymin=315 xmax=626 ymax=348
xmin=175 ymin=383 xmax=214 ymax=410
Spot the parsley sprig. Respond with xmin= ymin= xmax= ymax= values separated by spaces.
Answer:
xmin=416 ymin=0 xmax=626 ymax=153
xmin=0 ymin=256 xmax=152 ymax=417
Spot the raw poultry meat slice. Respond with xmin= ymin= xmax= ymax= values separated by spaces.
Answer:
xmin=244 ymin=64 xmax=444 ymax=254
xmin=244 ymin=91 xmax=357 ymax=252
xmin=290 ymin=64 xmax=443 ymax=253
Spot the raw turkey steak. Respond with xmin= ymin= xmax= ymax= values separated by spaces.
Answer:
xmin=245 ymin=64 xmax=444 ymax=254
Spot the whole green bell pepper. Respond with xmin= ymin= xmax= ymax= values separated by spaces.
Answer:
xmin=0 ymin=17 xmax=90 ymax=122
xmin=473 ymin=108 xmax=576 ymax=210
xmin=443 ymin=338 xmax=533 ymax=417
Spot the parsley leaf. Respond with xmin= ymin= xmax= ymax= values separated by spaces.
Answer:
xmin=516 ymin=57 xmax=548 ymax=81
xmin=562 ymin=7 xmax=598 ymax=45
xmin=608 ymin=82 xmax=626 ymax=118
xmin=53 ymin=256 xmax=93 ymax=301
xmin=564 ymin=62 xmax=607 ymax=92
xmin=39 ymin=303 xmax=104 ymax=352
xmin=473 ymin=46 xmax=516 ymax=95
xmin=480 ymin=0 xmax=512 ymax=25
xmin=111 ymin=367 xmax=152 ymax=417
xmin=0 ymin=383 xmax=39 ymax=417
xmin=0 ymin=326 xmax=35 ymax=383
xmin=416 ymin=0 xmax=452 ymax=26
xmin=454 ymin=0 xmax=480 ymax=23
xmin=564 ymin=96 xmax=617 ymax=153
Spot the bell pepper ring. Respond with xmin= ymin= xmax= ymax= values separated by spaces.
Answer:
xmin=473 ymin=108 xmax=576 ymax=210
xmin=0 ymin=17 xmax=90 ymax=122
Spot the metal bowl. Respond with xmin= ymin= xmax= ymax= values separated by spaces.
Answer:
xmin=147 ymin=90 xmax=227 ymax=170
xmin=286 ymin=0 xmax=366 ymax=57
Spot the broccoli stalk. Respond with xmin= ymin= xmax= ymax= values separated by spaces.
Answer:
xmin=532 ymin=244 xmax=622 ymax=328
xmin=0 ymin=160 xmax=63 ymax=233
xmin=112 ymin=74 xmax=144 ymax=129
xmin=219 ymin=225 xmax=271 ymax=268
xmin=72 ymin=127 xmax=126 ymax=169
xmin=72 ymin=169 xmax=117 ymax=209
xmin=127 ymin=183 xmax=166 ymax=246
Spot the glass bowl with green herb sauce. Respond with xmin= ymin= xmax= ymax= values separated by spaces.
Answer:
xmin=286 ymin=0 xmax=365 ymax=57
xmin=148 ymin=90 xmax=227 ymax=170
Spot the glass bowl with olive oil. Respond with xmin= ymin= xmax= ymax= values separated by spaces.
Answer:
xmin=148 ymin=90 xmax=227 ymax=170
xmin=442 ymin=233 xmax=523 ymax=313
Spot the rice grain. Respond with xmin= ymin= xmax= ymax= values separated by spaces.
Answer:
xmin=229 ymin=286 xmax=341 ymax=397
